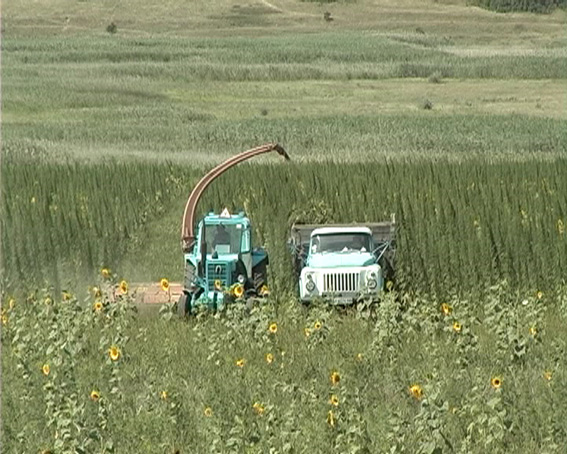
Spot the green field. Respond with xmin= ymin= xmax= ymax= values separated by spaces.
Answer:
xmin=2 ymin=0 xmax=567 ymax=452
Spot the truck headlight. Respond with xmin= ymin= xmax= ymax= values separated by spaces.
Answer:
xmin=305 ymin=274 xmax=316 ymax=293
xmin=367 ymin=278 xmax=378 ymax=290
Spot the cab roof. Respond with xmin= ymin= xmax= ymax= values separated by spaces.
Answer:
xmin=311 ymin=226 xmax=372 ymax=237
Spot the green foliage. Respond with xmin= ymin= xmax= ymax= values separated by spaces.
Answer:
xmin=3 ymin=285 xmax=567 ymax=452
xmin=468 ymin=0 xmax=567 ymax=13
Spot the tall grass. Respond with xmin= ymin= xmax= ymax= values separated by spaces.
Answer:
xmin=3 ymin=158 xmax=566 ymax=297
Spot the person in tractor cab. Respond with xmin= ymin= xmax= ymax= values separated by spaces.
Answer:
xmin=213 ymin=224 xmax=230 ymax=250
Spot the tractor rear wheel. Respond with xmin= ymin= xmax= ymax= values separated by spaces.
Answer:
xmin=177 ymin=292 xmax=190 ymax=318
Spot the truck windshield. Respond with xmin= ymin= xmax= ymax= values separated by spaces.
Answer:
xmin=311 ymin=233 xmax=372 ymax=254
xmin=205 ymin=224 xmax=243 ymax=254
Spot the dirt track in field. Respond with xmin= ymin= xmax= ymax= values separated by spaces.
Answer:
xmin=130 ymin=282 xmax=183 ymax=304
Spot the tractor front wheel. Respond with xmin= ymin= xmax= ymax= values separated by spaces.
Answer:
xmin=177 ymin=292 xmax=190 ymax=318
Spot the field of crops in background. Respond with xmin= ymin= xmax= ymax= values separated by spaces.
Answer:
xmin=2 ymin=0 xmax=567 ymax=451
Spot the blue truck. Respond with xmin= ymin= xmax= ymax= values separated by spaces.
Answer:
xmin=289 ymin=220 xmax=396 ymax=304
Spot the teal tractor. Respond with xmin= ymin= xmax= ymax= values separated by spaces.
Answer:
xmin=177 ymin=143 xmax=289 ymax=316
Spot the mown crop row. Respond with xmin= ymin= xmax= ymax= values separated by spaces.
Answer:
xmin=3 ymin=158 xmax=566 ymax=297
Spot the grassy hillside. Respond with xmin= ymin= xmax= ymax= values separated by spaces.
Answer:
xmin=2 ymin=1 xmax=567 ymax=453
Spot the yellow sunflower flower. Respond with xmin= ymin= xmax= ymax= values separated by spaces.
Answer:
xmin=236 ymin=358 xmax=245 ymax=368
xmin=330 ymin=371 xmax=340 ymax=386
xmin=329 ymin=395 xmax=339 ymax=406
xmin=453 ymin=322 xmax=462 ymax=333
xmin=441 ymin=303 xmax=452 ymax=316
xmin=326 ymin=410 xmax=336 ymax=427
xmin=409 ymin=384 xmax=423 ymax=400
xmin=233 ymin=284 xmax=244 ymax=298
xmin=62 ymin=291 xmax=72 ymax=301
xmin=214 ymin=279 xmax=222 ymax=291
xmin=259 ymin=285 xmax=270 ymax=296
xmin=204 ymin=406 xmax=213 ymax=417
xmin=160 ymin=390 xmax=168 ymax=400
xmin=8 ymin=298 xmax=15 ymax=310
xmin=491 ymin=376 xmax=502 ymax=390
xmin=101 ymin=268 xmax=111 ymax=279
xmin=109 ymin=345 xmax=121 ymax=361
xmin=93 ymin=301 xmax=103 ymax=312
xmin=92 ymin=287 xmax=102 ymax=298
xmin=543 ymin=371 xmax=552 ymax=381
xmin=265 ymin=353 xmax=274 ymax=364
xmin=529 ymin=326 xmax=537 ymax=337
xmin=253 ymin=402 xmax=265 ymax=415
xmin=356 ymin=353 xmax=363 ymax=362
xmin=119 ymin=280 xmax=128 ymax=295
xmin=42 ymin=364 xmax=50 ymax=376
xmin=90 ymin=390 xmax=100 ymax=402
xmin=160 ymin=278 xmax=170 ymax=292
xmin=536 ymin=291 xmax=543 ymax=300
xmin=268 ymin=322 xmax=278 ymax=334
xmin=304 ymin=327 xmax=311 ymax=338
xmin=1 ymin=314 xmax=7 ymax=326
xmin=314 ymin=320 xmax=322 ymax=330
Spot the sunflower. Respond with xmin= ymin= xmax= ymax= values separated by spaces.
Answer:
xmin=109 ymin=345 xmax=121 ymax=361
xmin=42 ymin=364 xmax=50 ymax=376
xmin=453 ymin=322 xmax=462 ymax=333
xmin=265 ymin=353 xmax=274 ymax=364
xmin=259 ymin=285 xmax=270 ymax=296
xmin=214 ymin=280 xmax=222 ymax=291
xmin=119 ymin=280 xmax=128 ymax=295
xmin=233 ymin=284 xmax=244 ymax=298
xmin=304 ymin=328 xmax=311 ymax=338
xmin=101 ymin=268 xmax=111 ymax=279
xmin=529 ymin=326 xmax=537 ymax=337
xmin=252 ymin=402 xmax=265 ymax=415
xmin=204 ymin=406 xmax=213 ymax=417
xmin=543 ymin=371 xmax=552 ymax=381
xmin=356 ymin=353 xmax=363 ymax=362
xmin=441 ymin=303 xmax=452 ymax=316
xmin=326 ymin=410 xmax=336 ymax=427
xmin=90 ymin=390 xmax=100 ymax=402
xmin=330 ymin=371 xmax=340 ymax=386
xmin=329 ymin=395 xmax=339 ymax=407
xmin=409 ymin=384 xmax=423 ymax=400
xmin=491 ymin=376 xmax=502 ymax=390
xmin=92 ymin=287 xmax=102 ymax=298
xmin=62 ymin=291 xmax=72 ymax=301
xmin=160 ymin=390 xmax=168 ymax=400
xmin=160 ymin=278 xmax=170 ymax=292
xmin=268 ymin=322 xmax=278 ymax=334
xmin=8 ymin=298 xmax=15 ymax=310
xmin=93 ymin=301 xmax=103 ymax=312
xmin=536 ymin=291 xmax=543 ymax=300
xmin=236 ymin=358 xmax=245 ymax=368
xmin=314 ymin=320 xmax=322 ymax=330
xmin=1 ymin=314 xmax=7 ymax=326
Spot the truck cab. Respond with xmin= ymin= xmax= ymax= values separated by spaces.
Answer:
xmin=289 ymin=221 xmax=395 ymax=305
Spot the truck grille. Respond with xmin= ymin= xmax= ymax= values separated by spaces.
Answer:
xmin=323 ymin=272 xmax=360 ymax=293
xmin=207 ymin=262 xmax=229 ymax=291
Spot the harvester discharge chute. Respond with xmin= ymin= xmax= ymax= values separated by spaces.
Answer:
xmin=178 ymin=143 xmax=289 ymax=316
